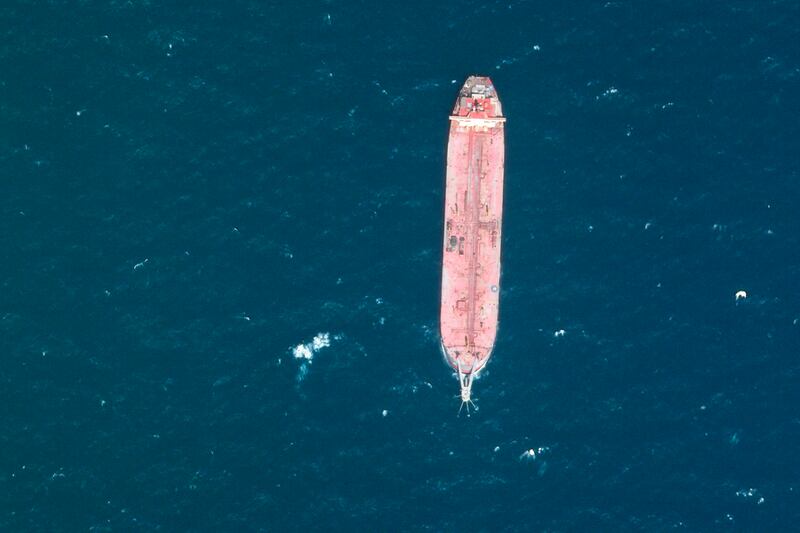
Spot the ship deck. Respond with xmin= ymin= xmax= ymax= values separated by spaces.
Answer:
xmin=440 ymin=76 xmax=505 ymax=376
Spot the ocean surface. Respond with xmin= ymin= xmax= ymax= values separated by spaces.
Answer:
xmin=2 ymin=1 xmax=799 ymax=531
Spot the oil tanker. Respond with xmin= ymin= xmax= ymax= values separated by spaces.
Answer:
xmin=440 ymin=76 xmax=505 ymax=409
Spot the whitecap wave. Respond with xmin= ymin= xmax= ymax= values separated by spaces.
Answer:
xmin=291 ymin=332 xmax=336 ymax=384
xmin=292 ymin=332 xmax=331 ymax=362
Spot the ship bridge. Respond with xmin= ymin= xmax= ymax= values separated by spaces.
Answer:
xmin=450 ymin=76 xmax=505 ymax=127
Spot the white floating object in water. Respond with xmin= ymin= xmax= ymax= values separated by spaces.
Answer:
xmin=735 ymin=290 xmax=747 ymax=301
xmin=519 ymin=448 xmax=537 ymax=461
xmin=292 ymin=344 xmax=313 ymax=361
xmin=382 ymin=409 xmax=388 ymax=417
xmin=554 ymin=329 xmax=566 ymax=338
xmin=291 ymin=332 xmax=333 ymax=363
xmin=311 ymin=332 xmax=330 ymax=350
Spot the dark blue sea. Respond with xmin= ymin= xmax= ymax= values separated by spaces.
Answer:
xmin=2 ymin=1 xmax=800 ymax=531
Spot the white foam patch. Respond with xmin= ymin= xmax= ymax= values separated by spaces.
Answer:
xmin=519 ymin=446 xmax=550 ymax=462
xmin=736 ymin=487 xmax=765 ymax=505
xmin=296 ymin=362 xmax=309 ymax=383
xmin=292 ymin=344 xmax=313 ymax=361
xmin=493 ymin=44 xmax=541 ymax=70
xmin=291 ymin=332 xmax=337 ymax=384
xmin=292 ymin=332 xmax=331 ymax=362
xmin=311 ymin=332 xmax=330 ymax=351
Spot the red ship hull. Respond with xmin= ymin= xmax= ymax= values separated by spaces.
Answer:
xmin=439 ymin=76 xmax=505 ymax=401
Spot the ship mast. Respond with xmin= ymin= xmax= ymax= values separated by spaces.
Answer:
xmin=457 ymin=359 xmax=477 ymax=415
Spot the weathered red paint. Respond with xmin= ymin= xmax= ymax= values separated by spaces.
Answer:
xmin=440 ymin=76 xmax=505 ymax=400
